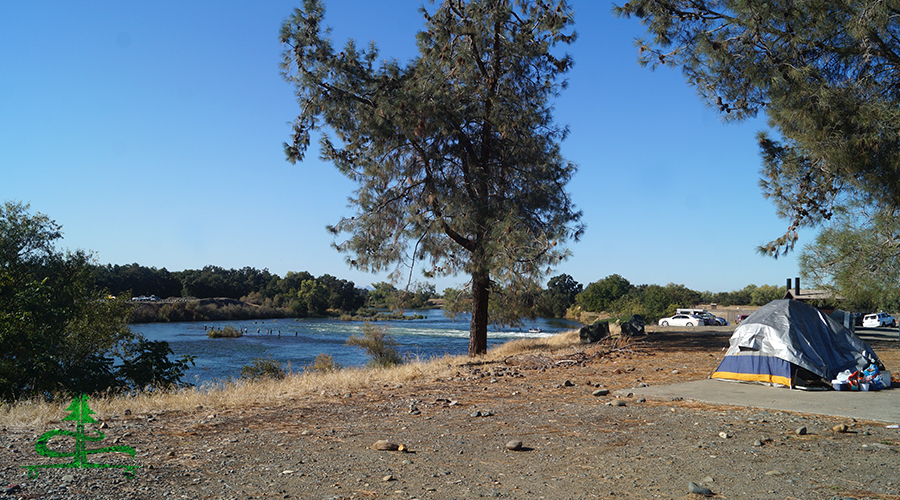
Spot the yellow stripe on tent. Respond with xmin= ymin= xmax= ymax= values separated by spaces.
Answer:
xmin=711 ymin=371 xmax=792 ymax=387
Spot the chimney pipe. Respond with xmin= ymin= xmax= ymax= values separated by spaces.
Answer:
xmin=786 ymin=278 xmax=792 ymax=292
xmin=795 ymin=277 xmax=800 ymax=297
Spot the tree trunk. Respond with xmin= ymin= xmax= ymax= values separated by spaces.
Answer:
xmin=468 ymin=266 xmax=490 ymax=356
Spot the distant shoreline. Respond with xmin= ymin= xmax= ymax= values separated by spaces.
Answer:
xmin=127 ymin=297 xmax=432 ymax=324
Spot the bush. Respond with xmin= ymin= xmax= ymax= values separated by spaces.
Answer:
xmin=207 ymin=325 xmax=243 ymax=338
xmin=345 ymin=322 xmax=402 ymax=368
xmin=117 ymin=339 xmax=196 ymax=391
xmin=240 ymin=358 xmax=286 ymax=380
xmin=306 ymin=353 xmax=341 ymax=373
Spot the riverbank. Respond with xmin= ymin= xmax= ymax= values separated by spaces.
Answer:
xmin=127 ymin=297 xmax=437 ymax=324
xmin=2 ymin=330 xmax=898 ymax=500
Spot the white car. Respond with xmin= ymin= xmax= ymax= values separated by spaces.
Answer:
xmin=658 ymin=314 xmax=703 ymax=327
xmin=862 ymin=312 xmax=896 ymax=328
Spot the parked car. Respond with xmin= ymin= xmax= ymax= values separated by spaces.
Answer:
xmin=735 ymin=314 xmax=750 ymax=324
xmin=658 ymin=314 xmax=703 ymax=327
xmin=695 ymin=312 xmax=728 ymax=326
xmin=862 ymin=312 xmax=896 ymax=328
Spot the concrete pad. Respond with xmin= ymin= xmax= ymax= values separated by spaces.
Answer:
xmin=617 ymin=379 xmax=900 ymax=424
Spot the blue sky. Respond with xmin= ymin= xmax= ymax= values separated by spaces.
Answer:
xmin=1 ymin=1 xmax=807 ymax=294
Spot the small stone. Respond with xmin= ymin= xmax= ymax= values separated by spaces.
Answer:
xmin=563 ymin=380 xmax=575 ymax=387
xmin=506 ymin=440 xmax=523 ymax=451
xmin=764 ymin=470 xmax=782 ymax=476
xmin=372 ymin=440 xmax=400 ymax=451
xmin=718 ymin=432 xmax=731 ymax=439
xmin=833 ymin=424 xmax=849 ymax=433
xmin=62 ymin=474 xmax=76 ymax=483
xmin=688 ymin=482 xmax=713 ymax=496
xmin=672 ymin=369 xmax=680 ymax=374
xmin=124 ymin=409 xmax=132 ymax=416
xmin=471 ymin=411 xmax=482 ymax=418
xmin=382 ymin=474 xmax=395 ymax=482
xmin=610 ymin=400 xmax=626 ymax=407
xmin=753 ymin=440 xmax=763 ymax=447
xmin=592 ymin=389 xmax=610 ymax=397
xmin=796 ymin=426 xmax=807 ymax=435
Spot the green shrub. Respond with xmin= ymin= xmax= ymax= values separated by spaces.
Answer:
xmin=117 ymin=339 xmax=196 ymax=391
xmin=345 ymin=322 xmax=403 ymax=368
xmin=240 ymin=357 xmax=286 ymax=380
xmin=207 ymin=325 xmax=243 ymax=338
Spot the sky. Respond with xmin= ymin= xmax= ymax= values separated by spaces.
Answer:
xmin=1 ymin=1 xmax=809 ymax=294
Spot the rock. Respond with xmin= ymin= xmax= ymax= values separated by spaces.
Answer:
xmin=753 ymin=439 xmax=763 ymax=447
xmin=610 ymin=400 xmax=626 ymax=407
xmin=382 ymin=474 xmax=395 ymax=482
xmin=621 ymin=315 xmax=645 ymax=336
xmin=719 ymin=432 xmax=731 ymax=439
xmin=833 ymin=424 xmax=849 ymax=433
xmin=796 ymin=426 xmax=807 ymax=435
xmin=688 ymin=482 xmax=713 ymax=496
xmin=579 ymin=321 xmax=609 ymax=343
xmin=592 ymin=389 xmax=610 ymax=397
xmin=563 ymin=380 xmax=575 ymax=387
xmin=506 ymin=440 xmax=523 ymax=451
xmin=62 ymin=474 xmax=75 ymax=483
xmin=372 ymin=440 xmax=400 ymax=451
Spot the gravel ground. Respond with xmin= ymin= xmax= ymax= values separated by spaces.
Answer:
xmin=2 ymin=331 xmax=898 ymax=500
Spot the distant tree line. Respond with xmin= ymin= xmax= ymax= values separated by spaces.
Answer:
xmin=443 ymin=273 xmax=787 ymax=324
xmin=93 ymin=264 xmax=437 ymax=320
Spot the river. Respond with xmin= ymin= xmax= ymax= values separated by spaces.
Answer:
xmin=131 ymin=310 xmax=580 ymax=386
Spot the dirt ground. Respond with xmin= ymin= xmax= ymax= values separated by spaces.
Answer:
xmin=2 ymin=329 xmax=899 ymax=500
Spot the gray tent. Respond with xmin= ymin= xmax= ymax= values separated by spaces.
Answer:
xmin=712 ymin=299 xmax=881 ymax=388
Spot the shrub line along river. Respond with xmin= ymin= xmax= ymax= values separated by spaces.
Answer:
xmin=133 ymin=309 xmax=580 ymax=386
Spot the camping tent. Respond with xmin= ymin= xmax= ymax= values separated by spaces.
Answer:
xmin=711 ymin=299 xmax=882 ymax=388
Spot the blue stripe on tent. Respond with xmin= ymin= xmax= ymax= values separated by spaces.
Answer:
xmin=712 ymin=353 xmax=794 ymax=387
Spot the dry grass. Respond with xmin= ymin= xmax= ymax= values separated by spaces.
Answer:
xmin=0 ymin=330 xmax=584 ymax=428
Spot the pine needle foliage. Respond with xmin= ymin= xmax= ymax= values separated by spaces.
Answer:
xmin=615 ymin=0 xmax=900 ymax=256
xmin=279 ymin=0 xmax=584 ymax=355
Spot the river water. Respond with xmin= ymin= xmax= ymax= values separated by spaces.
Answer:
xmin=131 ymin=310 xmax=580 ymax=386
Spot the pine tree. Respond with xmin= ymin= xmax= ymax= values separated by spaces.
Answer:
xmin=280 ymin=0 xmax=583 ymax=354
xmin=615 ymin=0 xmax=900 ymax=255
